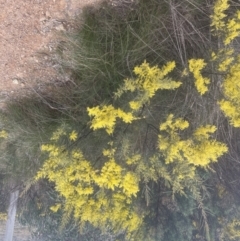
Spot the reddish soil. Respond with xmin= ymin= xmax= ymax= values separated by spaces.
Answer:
xmin=0 ymin=0 xmax=101 ymax=100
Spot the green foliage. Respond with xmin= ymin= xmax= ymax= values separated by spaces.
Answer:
xmin=34 ymin=58 xmax=228 ymax=239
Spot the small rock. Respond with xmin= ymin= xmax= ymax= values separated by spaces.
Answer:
xmin=55 ymin=24 xmax=65 ymax=31
xmin=16 ymin=73 xmax=23 ymax=78
xmin=45 ymin=11 xmax=51 ymax=18
xmin=12 ymin=79 xmax=19 ymax=85
xmin=40 ymin=17 xmax=47 ymax=22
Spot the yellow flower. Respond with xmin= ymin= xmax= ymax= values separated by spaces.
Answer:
xmin=158 ymin=115 xmax=228 ymax=167
xmin=129 ymin=101 xmax=142 ymax=111
xmin=115 ymin=61 xmax=181 ymax=109
xmin=224 ymin=16 xmax=240 ymax=45
xmin=219 ymin=100 xmax=240 ymax=127
xmin=121 ymin=172 xmax=139 ymax=197
xmin=218 ymin=57 xmax=234 ymax=71
xmin=194 ymin=125 xmax=216 ymax=140
xmin=51 ymin=127 xmax=66 ymax=141
xmin=50 ymin=204 xmax=61 ymax=212
xmin=102 ymin=147 xmax=116 ymax=158
xmin=160 ymin=114 xmax=189 ymax=131
xmin=69 ymin=130 xmax=78 ymax=141
xmin=0 ymin=130 xmax=8 ymax=139
xmin=126 ymin=154 xmax=141 ymax=165
xmin=72 ymin=150 xmax=83 ymax=159
xmin=210 ymin=0 xmax=229 ymax=31
xmin=188 ymin=59 xmax=210 ymax=95
xmin=87 ymin=105 xmax=137 ymax=134
xmin=211 ymin=52 xmax=217 ymax=61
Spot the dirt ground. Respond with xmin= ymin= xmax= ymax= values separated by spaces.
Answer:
xmin=0 ymin=0 xmax=102 ymax=102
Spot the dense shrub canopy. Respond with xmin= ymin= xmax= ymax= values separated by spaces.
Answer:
xmin=1 ymin=0 xmax=240 ymax=240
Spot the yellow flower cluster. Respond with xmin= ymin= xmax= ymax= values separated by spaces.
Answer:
xmin=69 ymin=130 xmax=78 ymax=141
xmin=211 ymin=0 xmax=240 ymax=45
xmin=96 ymin=146 xmax=140 ymax=196
xmin=210 ymin=0 xmax=229 ymax=31
xmin=50 ymin=204 xmax=61 ymax=213
xmin=126 ymin=154 xmax=141 ymax=165
xmin=41 ymin=144 xmax=62 ymax=157
xmin=193 ymin=125 xmax=216 ymax=140
xmin=72 ymin=193 xmax=142 ymax=236
xmin=36 ymin=132 xmax=142 ymax=235
xmin=120 ymin=172 xmax=139 ymax=197
xmin=115 ymin=61 xmax=181 ymax=111
xmin=160 ymin=114 xmax=189 ymax=132
xmin=0 ymin=130 xmax=8 ymax=139
xmin=95 ymin=160 xmax=123 ymax=190
xmin=49 ymin=127 xmax=78 ymax=142
xmin=102 ymin=147 xmax=116 ymax=158
xmin=218 ymin=56 xmax=234 ymax=72
xmin=219 ymin=100 xmax=240 ymax=127
xmin=158 ymin=115 xmax=228 ymax=167
xmin=211 ymin=0 xmax=240 ymax=127
xmin=224 ymin=219 xmax=240 ymax=240
xmin=50 ymin=127 xmax=66 ymax=141
xmin=188 ymin=59 xmax=210 ymax=95
xmin=219 ymin=59 xmax=240 ymax=127
xmin=224 ymin=13 xmax=240 ymax=45
xmin=87 ymin=105 xmax=137 ymax=134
